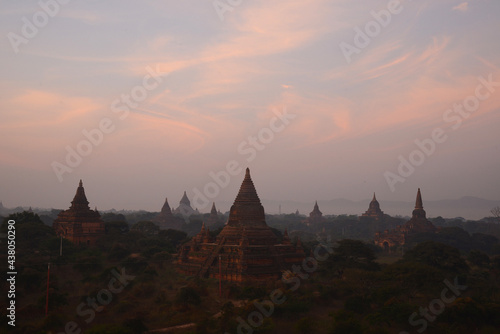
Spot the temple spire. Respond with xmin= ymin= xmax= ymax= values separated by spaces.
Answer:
xmin=372 ymin=193 xmax=376 ymax=201
xmin=180 ymin=191 xmax=190 ymax=206
xmin=227 ymin=168 xmax=266 ymax=226
xmin=234 ymin=168 xmax=261 ymax=205
xmin=161 ymin=198 xmax=172 ymax=215
xmin=411 ymin=188 xmax=426 ymax=219
xmin=71 ymin=179 xmax=89 ymax=210
xmin=415 ymin=188 xmax=423 ymax=209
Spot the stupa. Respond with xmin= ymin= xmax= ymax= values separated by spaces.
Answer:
xmin=173 ymin=191 xmax=198 ymax=217
xmin=177 ymin=168 xmax=305 ymax=282
xmin=205 ymin=202 xmax=220 ymax=226
xmin=304 ymin=201 xmax=323 ymax=226
xmin=152 ymin=198 xmax=184 ymax=230
xmin=361 ymin=193 xmax=384 ymax=220
xmin=53 ymin=180 xmax=105 ymax=246
xmin=375 ymin=188 xmax=436 ymax=250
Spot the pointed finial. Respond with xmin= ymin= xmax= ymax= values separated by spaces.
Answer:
xmin=234 ymin=167 xmax=261 ymax=205
xmin=79 ymin=179 xmax=83 ymax=187
xmin=373 ymin=192 xmax=376 ymax=201
xmin=415 ymin=188 xmax=423 ymax=209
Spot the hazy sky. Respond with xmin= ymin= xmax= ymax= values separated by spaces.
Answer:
xmin=1 ymin=0 xmax=499 ymax=214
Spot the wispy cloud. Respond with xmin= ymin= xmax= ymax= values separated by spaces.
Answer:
xmin=453 ymin=2 xmax=469 ymax=12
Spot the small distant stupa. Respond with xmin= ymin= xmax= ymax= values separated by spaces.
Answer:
xmin=152 ymin=198 xmax=184 ymax=230
xmin=53 ymin=180 xmax=105 ymax=246
xmin=304 ymin=201 xmax=323 ymax=226
xmin=375 ymin=188 xmax=437 ymax=250
xmin=205 ymin=202 xmax=220 ymax=226
xmin=361 ymin=193 xmax=384 ymax=220
xmin=173 ymin=191 xmax=199 ymax=217
xmin=177 ymin=168 xmax=305 ymax=283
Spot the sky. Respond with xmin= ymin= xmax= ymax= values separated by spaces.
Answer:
xmin=1 ymin=0 xmax=499 ymax=215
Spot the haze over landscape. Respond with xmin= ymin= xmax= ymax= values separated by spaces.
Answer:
xmin=1 ymin=0 xmax=499 ymax=216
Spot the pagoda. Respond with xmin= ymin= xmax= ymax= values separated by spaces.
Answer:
xmin=375 ymin=188 xmax=437 ymax=250
xmin=53 ymin=180 xmax=105 ymax=246
xmin=177 ymin=168 xmax=305 ymax=283
xmin=361 ymin=193 xmax=384 ymax=220
xmin=305 ymin=201 xmax=323 ymax=226
xmin=205 ymin=202 xmax=220 ymax=226
xmin=173 ymin=191 xmax=198 ymax=217
xmin=152 ymin=198 xmax=184 ymax=230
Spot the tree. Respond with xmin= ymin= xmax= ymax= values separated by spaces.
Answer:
xmin=131 ymin=221 xmax=159 ymax=235
xmin=319 ymin=239 xmax=380 ymax=277
xmin=175 ymin=286 xmax=201 ymax=306
xmin=403 ymin=241 xmax=469 ymax=273
xmin=1 ymin=211 xmax=55 ymax=253
xmin=101 ymin=212 xmax=126 ymax=223
xmin=105 ymin=220 xmax=130 ymax=234
xmin=491 ymin=206 xmax=500 ymax=223
xmin=468 ymin=250 xmax=490 ymax=267
xmin=159 ymin=229 xmax=187 ymax=247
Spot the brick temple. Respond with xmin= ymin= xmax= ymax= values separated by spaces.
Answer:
xmin=375 ymin=188 xmax=437 ymax=249
xmin=177 ymin=168 xmax=305 ymax=282
xmin=173 ymin=191 xmax=199 ymax=217
xmin=304 ymin=201 xmax=323 ymax=226
xmin=53 ymin=180 xmax=105 ymax=246
xmin=152 ymin=198 xmax=184 ymax=230
xmin=361 ymin=193 xmax=384 ymax=220
xmin=204 ymin=202 xmax=220 ymax=226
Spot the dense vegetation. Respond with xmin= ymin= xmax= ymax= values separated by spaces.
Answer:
xmin=1 ymin=211 xmax=500 ymax=333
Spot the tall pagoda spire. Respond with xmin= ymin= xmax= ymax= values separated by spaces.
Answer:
xmin=70 ymin=179 xmax=90 ymax=210
xmin=412 ymin=188 xmax=426 ymax=219
xmin=180 ymin=191 xmax=191 ymax=206
xmin=415 ymin=188 xmax=423 ymax=209
xmin=161 ymin=198 xmax=173 ymax=216
xmin=234 ymin=168 xmax=261 ymax=205
xmin=227 ymin=168 xmax=265 ymax=227
xmin=362 ymin=192 xmax=384 ymax=219
xmin=310 ymin=201 xmax=322 ymax=216
xmin=210 ymin=202 xmax=217 ymax=215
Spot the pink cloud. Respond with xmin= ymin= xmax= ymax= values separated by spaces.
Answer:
xmin=453 ymin=2 xmax=469 ymax=12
